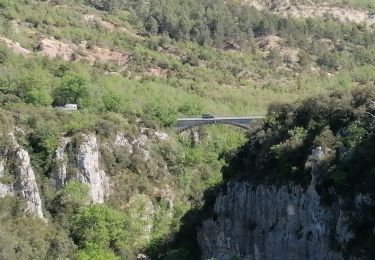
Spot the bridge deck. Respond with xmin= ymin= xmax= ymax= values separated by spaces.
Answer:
xmin=175 ymin=116 xmax=264 ymax=132
xmin=176 ymin=116 xmax=264 ymax=121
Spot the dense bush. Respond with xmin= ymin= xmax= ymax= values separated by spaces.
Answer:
xmin=224 ymin=87 xmax=375 ymax=195
xmin=0 ymin=198 xmax=75 ymax=259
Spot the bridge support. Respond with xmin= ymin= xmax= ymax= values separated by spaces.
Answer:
xmin=191 ymin=130 xmax=200 ymax=145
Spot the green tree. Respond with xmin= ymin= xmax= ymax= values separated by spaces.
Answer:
xmin=76 ymin=243 xmax=118 ymax=260
xmin=53 ymin=75 xmax=88 ymax=105
xmin=177 ymin=14 xmax=191 ymax=40
xmin=255 ymin=19 xmax=276 ymax=36
xmin=103 ymin=93 xmax=122 ymax=113
xmin=71 ymin=205 xmax=129 ymax=252
xmin=145 ymin=104 xmax=177 ymax=126
xmin=25 ymin=88 xmax=53 ymax=106
xmin=58 ymin=181 xmax=90 ymax=209
xmin=146 ymin=16 xmax=159 ymax=35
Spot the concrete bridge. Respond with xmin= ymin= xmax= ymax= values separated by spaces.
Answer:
xmin=175 ymin=116 xmax=264 ymax=132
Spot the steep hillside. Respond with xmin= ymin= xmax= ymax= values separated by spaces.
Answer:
xmin=0 ymin=0 xmax=374 ymax=259
xmin=1 ymin=0 xmax=375 ymax=116
xmin=200 ymin=88 xmax=375 ymax=259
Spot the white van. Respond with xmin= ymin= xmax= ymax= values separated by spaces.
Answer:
xmin=63 ymin=104 xmax=78 ymax=110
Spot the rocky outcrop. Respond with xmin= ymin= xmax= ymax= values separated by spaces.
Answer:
xmin=37 ymin=38 xmax=76 ymax=61
xmin=114 ymin=132 xmax=151 ymax=162
xmin=53 ymin=137 xmax=71 ymax=189
xmin=191 ymin=130 xmax=200 ymax=145
xmin=53 ymin=134 xmax=109 ymax=203
xmin=154 ymin=131 xmax=169 ymax=141
xmin=114 ymin=132 xmax=133 ymax=153
xmin=0 ymin=36 xmax=31 ymax=56
xmin=0 ymin=158 xmax=13 ymax=197
xmin=198 ymin=148 xmax=353 ymax=260
xmin=76 ymin=134 xmax=109 ymax=204
xmin=53 ymin=131 xmax=161 ymax=203
xmin=36 ymin=38 xmax=131 ymax=65
xmin=14 ymin=148 xmax=44 ymax=218
xmin=0 ymin=132 xmax=44 ymax=218
xmin=9 ymin=133 xmax=44 ymax=219
xmin=83 ymin=46 xmax=131 ymax=66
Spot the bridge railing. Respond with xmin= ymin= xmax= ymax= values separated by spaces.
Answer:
xmin=176 ymin=114 xmax=265 ymax=118
xmin=174 ymin=116 xmax=264 ymax=132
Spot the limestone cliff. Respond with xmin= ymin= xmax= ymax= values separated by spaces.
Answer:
xmin=6 ymin=133 xmax=44 ymax=218
xmin=53 ymin=136 xmax=71 ymax=189
xmin=76 ymin=134 xmax=109 ymax=204
xmin=0 ymin=126 xmax=173 ymax=235
xmin=197 ymin=148 xmax=363 ymax=260
xmin=52 ymin=129 xmax=170 ymax=205
xmin=13 ymin=145 xmax=44 ymax=219
xmin=52 ymin=134 xmax=109 ymax=203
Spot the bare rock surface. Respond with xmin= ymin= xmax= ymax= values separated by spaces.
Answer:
xmin=76 ymin=134 xmax=109 ymax=204
xmin=38 ymin=38 xmax=77 ymax=61
xmin=115 ymin=132 xmax=133 ymax=153
xmin=0 ymin=36 xmax=31 ymax=56
xmin=9 ymin=133 xmax=44 ymax=218
xmin=36 ymin=38 xmax=131 ymax=65
xmin=53 ymin=137 xmax=71 ymax=189
xmin=83 ymin=45 xmax=131 ymax=66
xmin=198 ymin=148 xmax=355 ymax=260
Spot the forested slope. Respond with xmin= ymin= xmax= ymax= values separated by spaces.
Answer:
xmin=0 ymin=0 xmax=374 ymax=259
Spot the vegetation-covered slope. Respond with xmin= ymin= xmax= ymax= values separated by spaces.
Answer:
xmin=223 ymin=87 xmax=375 ymax=258
xmin=0 ymin=0 xmax=374 ymax=259
xmin=1 ymin=0 xmax=375 ymax=118
xmin=224 ymin=87 xmax=375 ymax=192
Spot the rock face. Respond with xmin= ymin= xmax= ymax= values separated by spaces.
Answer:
xmin=83 ymin=46 xmax=131 ymax=66
xmin=53 ymin=137 xmax=71 ymax=189
xmin=115 ymin=132 xmax=133 ymax=153
xmin=38 ymin=38 xmax=76 ymax=61
xmin=76 ymin=134 xmax=109 ymax=204
xmin=9 ymin=134 xmax=44 ymax=219
xmin=0 ymin=133 xmax=44 ymax=218
xmin=198 ymin=182 xmax=347 ymax=260
xmin=198 ymin=148 xmax=351 ymax=260
xmin=191 ymin=130 xmax=200 ymax=145
xmin=14 ymin=148 xmax=44 ymax=218
xmin=53 ymin=134 xmax=109 ymax=203
xmin=0 ymin=158 xmax=13 ymax=197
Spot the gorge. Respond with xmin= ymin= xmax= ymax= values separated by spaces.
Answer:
xmin=0 ymin=0 xmax=375 ymax=259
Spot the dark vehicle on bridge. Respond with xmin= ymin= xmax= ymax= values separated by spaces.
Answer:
xmin=202 ymin=113 xmax=215 ymax=119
